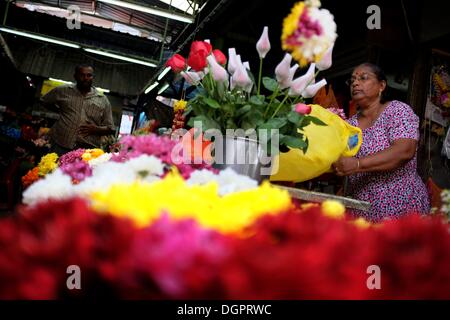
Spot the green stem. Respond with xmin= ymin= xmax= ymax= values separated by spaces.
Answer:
xmin=257 ymin=58 xmax=263 ymax=96
xmin=264 ymin=85 xmax=280 ymax=117
xmin=271 ymin=92 xmax=289 ymax=119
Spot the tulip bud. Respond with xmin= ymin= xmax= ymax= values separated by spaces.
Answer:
xmin=256 ymin=26 xmax=271 ymax=58
xmin=302 ymin=79 xmax=327 ymax=98
xmin=316 ymin=42 xmax=334 ymax=71
xmin=279 ymin=64 xmax=299 ymax=90
xmin=231 ymin=63 xmax=253 ymax=90
xmin=275 ymin=53 xmax=292 ymax=83
xmin=288 ymin=63 xmax=316 ymax=96
xmin=228 ymin=48 xmax=238 ymax=75
xmin=207 ymin=55 xmax=228 ymax=83
xmin=294 ymin=103 xmax=312 ymax=115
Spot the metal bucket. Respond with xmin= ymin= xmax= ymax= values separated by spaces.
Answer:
xmin=212 ymin=135 xmax=273 ymax=183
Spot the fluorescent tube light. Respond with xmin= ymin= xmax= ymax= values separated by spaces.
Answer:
xmin=97 ymin=0 xmax=194 ymax=23
xmin=157 ymin=83 xmax=170 ymax=94
xmin=0 ymin=27 xmax=81 ymax=48
xmin=83 ymin=48 xmax=157 ymax=67
xmin=157 ymin=66 xmax=171 ymax=80
xmin=145 ymin=82 xmax=159 ymax=94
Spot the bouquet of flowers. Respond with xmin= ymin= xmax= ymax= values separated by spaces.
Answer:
xmin=165 ymin=0 xmax=337 ymax=155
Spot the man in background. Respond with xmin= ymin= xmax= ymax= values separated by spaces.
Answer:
xmin=41 ymin=64 xmax=116 ymax=155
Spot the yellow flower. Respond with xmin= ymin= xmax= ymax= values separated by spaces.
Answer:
xmin=321 ymin=200 xmax=345 ymax=219
xmin=90 ymin=173 xmax=291 ymax=233
xmin=82 ymin=149 xmax=104 ymax=162
xmin=174 ymin=100 xmax=187 ymax=112
xmin=38 ymin=153 xmax=58 ymax=176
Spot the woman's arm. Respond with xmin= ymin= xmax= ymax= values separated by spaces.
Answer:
xmin=333 ymin=138 xmax=417 ymax=176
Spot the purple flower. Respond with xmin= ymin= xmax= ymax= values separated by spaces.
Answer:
xmin=60 ymin=160 xmax=92 ymax=182
xmin=59 ymin=149 xmax=84 ymax=166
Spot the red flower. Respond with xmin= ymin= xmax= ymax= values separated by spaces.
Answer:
xmin=187 ymin=41 xmax=213 ymax=72
xmin=166 ymin=54 xmax=186 ymax=73
xmin=188 ymin=50 xmax=209 ymax=72
xmin=190 ymin=41 xmax=212 ymax=55
xmin=213 ymin=49 xmax=227 ymax=65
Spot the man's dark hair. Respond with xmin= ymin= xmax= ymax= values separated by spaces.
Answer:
xmin=74 ymin=64 xmax=94 ymax=74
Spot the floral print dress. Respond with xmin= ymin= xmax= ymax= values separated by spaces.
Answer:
xmin=346 ymin=100 xmax=430 ymax=222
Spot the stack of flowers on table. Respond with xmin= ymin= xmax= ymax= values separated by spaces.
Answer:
xmin=4 ymin=0 xmax=450 ymax=300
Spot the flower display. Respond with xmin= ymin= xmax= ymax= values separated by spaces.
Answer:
xmin=90 ymin=171 xmax=291 ymax=233
xmin=282 ymin=1 xmax=337 ymax=67
xmin=165 ymin=3 xmax=338 ymax=155
xmin=37 ymin=153 xmax=58 ymax=176
xmin=1 ymin=198 xmax=449 ymax=300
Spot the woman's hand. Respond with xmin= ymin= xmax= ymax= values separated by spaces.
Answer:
xmin=332 ymin=156 xmax=360 ymax=176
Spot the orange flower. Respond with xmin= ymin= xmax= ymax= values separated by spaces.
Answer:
xmin=22 ymin=167 xmax=40 ymax=189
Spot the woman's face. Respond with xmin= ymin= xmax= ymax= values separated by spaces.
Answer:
xmin=349 ymin=65 xmax=385 ymax=106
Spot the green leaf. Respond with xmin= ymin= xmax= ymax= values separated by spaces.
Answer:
xmin=236 ymin=104 xmax=252 ymax=117
xmin=187 ymin=115 xmax=221 ymax=131
xmin=203 ymin=97 xmax=221 ymax=109
xmin=308 ymin=116 xmax=327 ymax=126
xmin=262 ymin=77 xmax=278 ymax=92
xmin=249 ymin=95 xmax=265 ymax=106
xmin=281 ymin=135 xmax=307 ymax=149
xmin=287 ymin=111 xmax=301 ymax=124
xmin=259 ymin=118 xmax=287 ymax=130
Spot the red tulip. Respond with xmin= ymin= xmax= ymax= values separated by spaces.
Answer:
xmin=188 ymin=50 xmax=209 ymax=72
xmin=166 ymin=54 xmax=186 ymax=73
xmin=190 ymin=41 xmax=212 ymax=55
xmin=294 ymin=103 xmax=311 ymax=115
xmin=213 ymin=49 xmax=227 ymax=65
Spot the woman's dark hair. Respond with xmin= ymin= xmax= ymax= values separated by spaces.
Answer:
xmin=355 ymin=62 xmax=389 ymax=103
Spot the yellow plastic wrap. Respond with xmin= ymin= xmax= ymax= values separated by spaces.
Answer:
xmin=270 ymin=104 xmax=362 ymax=182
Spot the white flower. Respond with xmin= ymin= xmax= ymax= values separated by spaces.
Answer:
xmin=302 ymin=78 xmax=327 ymax=98
xmin=187 ymin=168 xmax=257 ymax=196
xmin=231 ymin=63 xmax=253 ymax=91
xmin=243 ymin=61 xmax=250 ymax=70
xmin=256 ymin=26 xmax=271 ymax=58
xmin=207 ymin=55 xmax=229 ymax=83
xmin=316 ymin=42 xmax=334 ymax=71
xmin=23 ymin=169 xmax=74 ymax=205
xmin=181 ymin=71 xmax=204 ymax=85
xmin=125 ymin=155 xmax=165 ymax=177
xmin=275 ymin=53 xmax=292 ymax=84
xmin=88 ymin=152 xmax=112 ymax=167
xmin=299 ymin=8 xmax=337 ymax=63
xmin=288 ymin=63 xmax=316 ymax=96
xmin=227 ymin=48 xmax=239 ymax=75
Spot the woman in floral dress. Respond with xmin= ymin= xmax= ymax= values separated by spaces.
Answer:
xmin=332 ymin=63 xmax=430 ymax=222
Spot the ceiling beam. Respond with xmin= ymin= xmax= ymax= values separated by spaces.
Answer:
xmin=15 ymin=0 xmax=171 ymax=43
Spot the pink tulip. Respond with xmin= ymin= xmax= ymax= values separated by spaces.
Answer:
xmin=294 ymin=103 xmax=312 ymax=115
xmin=227 ymin=48 xmax=238 ymax=75
xmin=275 ymin=53 xmax=292 ymax=83
xmin=256 ymin=26 xmax=271 ymax=58
xmin=279 ymin=64 xmax=299 ymax=89
xmin=231 ymin=63 xmax=253 ymax=91
xmin=288 ymin=63 xmax=316 ymax=96
xmin=316 ymin=42 xmax=334 ymax=71
xmin=207 ymin=55 xmax=228 ymax=83
xmin=302 ymin=79 xmax=327 ymax=98
xmin=181 ymin=71 xmax=203 ymax=86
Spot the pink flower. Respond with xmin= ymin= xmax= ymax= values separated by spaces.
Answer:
xmin=60 ymin=160 xmax=92 ymax=182
xmin=59 ymin=149 xmax=84 ymax=166
xmin=316 ymin=42 xmax=334 ymax=71
xmin=207 ymin=55 xmax=228 ymax=83
xmin=231 ymin=63 xmax=253 ymax=91
xmin=275 ymin=53 xmax=292 ymax=84
xmin=294 ymin=103 xmax=312 ymax=114
xmin=302 ymin=79 xmax=327 ymax=98
xmin=288 ymin=63 xmax=316 ymax=96
xmin=256 ymin=26 xmax=271 ymax=58
xmin=227 ymin=48 xmax=238 ymax=74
